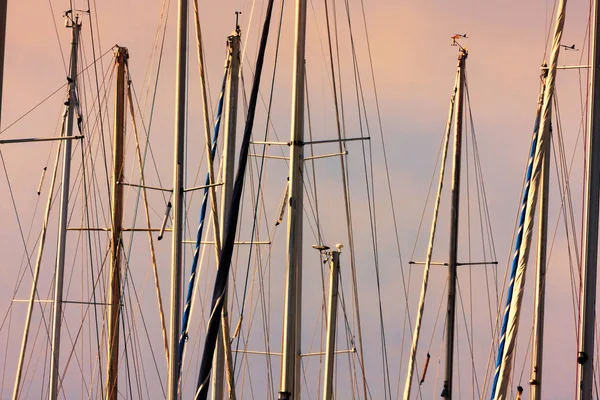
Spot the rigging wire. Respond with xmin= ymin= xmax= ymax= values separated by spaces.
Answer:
xmin=79 ymin=134 xmax=105 ymax=396
xmin=341 ymin=0 xmax=394 ymax=394
xmin=232 ymin=0 xmax=286 ymax=374
xmin=0 ymin=47 xmax=114 ymax=135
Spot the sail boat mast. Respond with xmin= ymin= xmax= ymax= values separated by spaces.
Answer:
xmin=577 ymin=0 xmax=600 ymax=397
xmin=167 ymin=0 xmax=188 ymax=398
xmin=529 ymin=69 xmax=550 ymax=400
xmin=323 ymin=248 xmax=341 ymax=400
xmin=48 ymin=15 xmax=80 ymax=400
xmin=442 ymin=47 xmax=467 ymax=400
xmin=106 ymin=46 xmax=128 ymax=400
xmin=490 ymin=1 xmax=565 ymax=398
xmin=212 ymin=28 xmax=241 ymax=400
xmin=279 ymin=0 xmax=307 ymax=398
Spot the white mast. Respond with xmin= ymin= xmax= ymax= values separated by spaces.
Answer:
xmin=323 ymin=247 xmax=341 ymax=400
xmin=48 ymin=13 xmax=80 ymax=400
xmin=529 ymin=69 xmax=550 ymax=400
xmin=167 ymin=0 xmax=187 ymax=398
xmin=212 ymin=27 xmax=241 ymax=400
xmin=577 ymin=0 xmax=600 ymax=397
xmin=442 ymin=47 xmax=467 ymax=400
xmin=279 ymin=0 xmax=307 ymax=398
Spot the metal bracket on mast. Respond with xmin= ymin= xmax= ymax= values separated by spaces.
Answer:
xmin=409 ymin=260 xmax=498 ymax=266
xmin=0 ymin=136 xmax=83 ymax=144
xmin=251 ymin=136 xmax=369 ymax=146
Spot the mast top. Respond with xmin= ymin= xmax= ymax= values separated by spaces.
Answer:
xmin=64 ymin=9 xmax=86 ymax=27
xmin=234 ymin=11 xmax=242 ymax=35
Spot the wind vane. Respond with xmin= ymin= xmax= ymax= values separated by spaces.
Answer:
xmin=451 ymin=33 xmax=468 ymax=49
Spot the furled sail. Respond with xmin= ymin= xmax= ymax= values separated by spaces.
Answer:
xmin=490 ymin=1 xmax=566 ymax=398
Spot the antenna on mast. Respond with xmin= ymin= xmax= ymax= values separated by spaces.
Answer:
xmin=235 ymin=11 xmax=242 ymax=34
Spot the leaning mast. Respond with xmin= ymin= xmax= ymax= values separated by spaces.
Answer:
xmin=489 ymin=0 xmax=566 ymax=398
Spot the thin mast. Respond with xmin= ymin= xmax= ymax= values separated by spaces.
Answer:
xmin=167 ymin=0 xmax=187 ymax=398
xmin=106 ymin=46 xmax=128 ymax=400
xmin=323 ymin=248 xmax=341 ymax=400
xmin=529 ymin=69 xmax=550 ymax=400
xmin=279 ymin=0 xmax=307 ymax=398
xmin=212 ymin=27 xmax=241 ymax=400
xmin=49 ymin=14 xmax=80 ymax=400
xmin=442 ymin=47 xmax=467 ymax=400
xmin=577 ymin=0 xmax=600 ymax=397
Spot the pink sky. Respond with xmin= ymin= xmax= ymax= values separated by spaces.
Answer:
xmin=0 ymin=1 xmax=594 ymax=399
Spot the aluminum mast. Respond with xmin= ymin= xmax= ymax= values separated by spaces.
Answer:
xmin=48 ymin=14 xmax=80 ymax=400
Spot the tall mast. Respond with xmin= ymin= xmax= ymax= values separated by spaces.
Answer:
xmin=106 ymin=46 xmax=128 ymax=400
xmin=529 ymin=69 xmax=550 ymax=400
xmin=323 ymin=247 xmax=341 ymax=400
xmin=577 ymin=0 xmax=600 ymax=397
xmin=48 ymin=13 xmax=80 ymax=400
xmin=279 ymin=0 xmax=307 ymax=398
xmin=212 ymin=27 xmax=241 ymax=400
xmin=441 ymin=47 xmax=467 ymax=400
xmin=167 ymin=0 xmax=187 ymax=398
